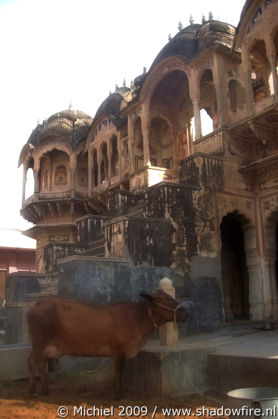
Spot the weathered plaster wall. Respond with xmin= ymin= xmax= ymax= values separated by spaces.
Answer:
xmin=57 ymin=257 xmax=223 ymax=334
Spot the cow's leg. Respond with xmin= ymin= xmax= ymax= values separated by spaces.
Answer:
xmin=28 ymin=349 xmax=37 ymax=395
xmin=114 ymin=356 xmax=125 ymax=399
xmin=38 ymin=356 xmax=48 ymax=395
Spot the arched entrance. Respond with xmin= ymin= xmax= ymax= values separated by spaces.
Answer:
xmin=221 ymin=213 xmax=250 ymax=321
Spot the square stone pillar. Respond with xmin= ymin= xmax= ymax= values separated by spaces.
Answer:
xmin=159 ymin=278 xmax=179 ymax=346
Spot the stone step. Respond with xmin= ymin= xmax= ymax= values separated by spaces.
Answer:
xmin=127 ymin=202 xmax=144 ymax=217
xmin=82 ymin=246 xmax=105 ymax=257
xmin=82 ymin=238 xmax=105 ymax=257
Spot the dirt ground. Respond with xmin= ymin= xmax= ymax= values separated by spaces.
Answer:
xmin=0 ymin=368 xmax=229 ymax=419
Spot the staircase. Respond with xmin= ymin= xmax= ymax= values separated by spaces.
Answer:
xmin=81 ymin=235 xmax=105 ymax=257
xmin=127 ymin=199 xmax=145 ymax=217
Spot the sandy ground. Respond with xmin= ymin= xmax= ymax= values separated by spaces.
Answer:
xmin=0 ymin=367 xmax=229 ymax=419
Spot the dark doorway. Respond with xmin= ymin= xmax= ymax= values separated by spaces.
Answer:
xmin=221 ymin=214 xmax=250 ymax=321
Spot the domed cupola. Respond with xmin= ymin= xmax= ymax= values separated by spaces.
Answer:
xmin=150 ymin=24 xmax=201 ymax=69
xmin=198 ymin=21 xmax=235 ymax=51
xmin=93 ymin=87 xmax=132 ymax=130
xmin=27 ymin=108 xmax=93 ymax=149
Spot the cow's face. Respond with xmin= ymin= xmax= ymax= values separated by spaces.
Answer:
xmin=140 ymin=289 xmax=187 ymax=323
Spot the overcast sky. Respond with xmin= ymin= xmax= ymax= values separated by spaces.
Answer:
xmin=0 ymin=0 xmax=246 ymax=247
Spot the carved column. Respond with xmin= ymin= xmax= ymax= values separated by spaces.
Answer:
xmin=186 ymin=120 xmax=194 ymax=155
xmin=70 ymin=154 xmax=77 ymax=198
xmin=117 ymin=134 xmax=122 ymax=179
xmin=265 ymin=37 xmax=278 ymax=99
xmin=242 ymin=48 xmax=254 ymax=115
xmin=97 ymin=148 xmax=102 ymax=191
xmin=22 ymin=165 xmax=28 ymax=205
xmin=108 ymin=140 xmax=112 ymax=186
xmin=142 ymin=105 xmax=150 ymax=166
xmin=34 ymin=170 xmax=39 ymax=194
xmin=213 ymin=53 xmax=229 ymax=128
xmin=127 ymin=115 xmax=135 ymax=172
xmin=88 ymin=148 xmax=93 ymax=195
xmin=189 ymin=71 xmax=202 ymax=140
xmin=269 ymin=56 xmax=278 ymax=98
xmin=192 ymin=99 xmax=202 ymax=140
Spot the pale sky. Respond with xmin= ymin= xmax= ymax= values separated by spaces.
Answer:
xmin=0 ymin=0 xmax=246 ymax=248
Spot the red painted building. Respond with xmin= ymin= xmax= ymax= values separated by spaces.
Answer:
xmin=0 ymin=228 xmax=36 ymax=300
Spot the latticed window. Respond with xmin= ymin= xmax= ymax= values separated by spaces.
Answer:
xmin=55 ymin=165 xmax=67 ymax=185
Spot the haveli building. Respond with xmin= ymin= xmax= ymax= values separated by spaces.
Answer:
xmin=17 ymin=0 xmax=278 ymax=329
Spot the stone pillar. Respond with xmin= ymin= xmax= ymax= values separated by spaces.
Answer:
xmin=117 ymin=134 xmax=122 ymax=179
xmin=213 ymin=53 xmax=229 ymax=128
xmin=142 ymin=105 xmax=150 ymax=166
xmin=159 ymin=278 xmax=179 ymax=346
xmin=128 ymin=115 xmax=135 ymax=172
xmin=142 ymin=125 xmax=150 ymax=166
xmin=22 ymin=165 xmax=28 ymax=205
xmin=186 ymin=121 xmax=194 ymax=155
xmin=189 ymin=71 xmax=202 ymax=141
xmin=33 ymin=169 xmax=39 ymax=194
xmin=49 ymin=158 xmax=53 ymax=192
xmin=88 ymin=148 xmax=93 ymax=195
xmin=265 ymin=37 xmax=278 ymax=99
xmin=97 ymin=149 xmax=102 ymax=191
xmin=262 ymin=254 xmax=278 ymax=320
xmin=245 ymin=254 xmax=265 ymax=321
xmin=70 ymin=154 xmax=77 ymax=198
xmin=108 ymin=141 xmax=112 ymax=186
xmin=268 ymin=55 xmax=278 ymax=99
xmin=242 ymin=48 xmax=254 ymax=115
xmin=192 ymin=99 xmax=202 ymax=140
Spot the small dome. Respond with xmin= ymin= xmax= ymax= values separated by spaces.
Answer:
xmin=27 ymin=109 xmax=93 ymax=148
xmin=93 ymin=87 xmax=132 ymax=129
xmin=150 ymin=21 xmax=235 ymax=71
xmin=199 ymin=21 xmax=235 ymax=51
xmin=150 ymin=24 xmax=200 ymax=69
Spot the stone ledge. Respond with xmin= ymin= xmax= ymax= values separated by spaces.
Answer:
xmin=123 ymin=347 xmax=210 ymax=396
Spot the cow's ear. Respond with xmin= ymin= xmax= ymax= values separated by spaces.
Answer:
xmin=140 ymin=291 xmax=156 ymax=301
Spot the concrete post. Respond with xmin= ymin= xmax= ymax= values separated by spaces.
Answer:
xmin=159 ymin=277 xmax=179 ymax=346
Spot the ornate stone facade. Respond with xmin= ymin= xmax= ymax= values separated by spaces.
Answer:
xmin=18 ymin=0 xmax=278 ymax=324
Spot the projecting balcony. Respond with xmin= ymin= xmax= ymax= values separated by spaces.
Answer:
xmin=22 ymin=191 xmax=72 ymax=208
xmin=22 ymin=189 xmax=89 ymax=208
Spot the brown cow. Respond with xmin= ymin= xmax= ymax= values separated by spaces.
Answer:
xmin=27 ymin=289 xmax=187 ymax=398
